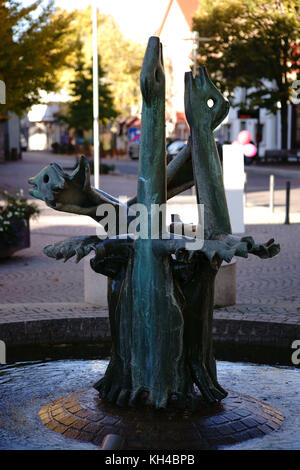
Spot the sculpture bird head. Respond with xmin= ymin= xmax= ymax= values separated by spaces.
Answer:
xmin=28 ymin=156 xmax=91 ymax=208
xmin=185 ymin=66 xmax=229 ymax=131
xmin=28 ymin=162 xmax=65 ymax=205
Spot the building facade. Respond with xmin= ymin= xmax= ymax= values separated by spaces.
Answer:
xmin=0 ymin=113 xmax=21 ymax=162
xmin=159 ymin=0 xmax=299 ymax=155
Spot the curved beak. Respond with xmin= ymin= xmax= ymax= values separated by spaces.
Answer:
xmin=28 ymin=175 xmax=43 ymax=200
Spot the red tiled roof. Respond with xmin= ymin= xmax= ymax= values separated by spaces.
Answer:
xmin=176 ymin=111 xmax=187 ymax=122
xmin=176 ymin=0 xmax=200 ymax=29
xmin=125 ymin=116 xmax=141 ymax=127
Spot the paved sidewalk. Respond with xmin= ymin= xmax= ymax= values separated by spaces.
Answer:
xmin=1 ymin=221 xmax=299 ymax=307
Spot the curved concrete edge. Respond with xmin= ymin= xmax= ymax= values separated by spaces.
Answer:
xmin=0 ymin=317 xmax=110 ymax=346
xmin=213 ymin=314 xmax=300 ymax=366
xmin=1 ymin=311 xmax=299 ymax=366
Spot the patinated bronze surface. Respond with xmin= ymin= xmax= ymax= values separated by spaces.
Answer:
xmin=29 ymin=37 xmax=280 ymax=410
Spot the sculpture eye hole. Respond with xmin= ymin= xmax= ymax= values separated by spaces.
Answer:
xmin=43 ymin=174 xmax=49 ymax=183
xmin=207 ymin=99 xmax=214 ymax=108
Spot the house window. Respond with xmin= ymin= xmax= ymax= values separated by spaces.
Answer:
xmin=223 ymin=124 xmax=231 ymax=143
xmin=255 ymin=122 xmax=265 ymax=145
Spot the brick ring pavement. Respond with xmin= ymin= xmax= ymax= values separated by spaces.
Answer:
xmin=39 ymin=388 xmax=284 ymax=450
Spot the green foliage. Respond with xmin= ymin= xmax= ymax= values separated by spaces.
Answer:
xmin=0 ymin=0 xmax=76 ymax=115
xmin=193 ymin=0 xmax=300 ymax=147
xmin=98 ymin=13 xmax=144 ymax=116
xmin=59 ymin=40 xmax=117 ymax=131
xmin=59 ymin=8 xmax=144 ymax=117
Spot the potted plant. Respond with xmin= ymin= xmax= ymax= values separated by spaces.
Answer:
xmin=0 ymin=190 xmax=39 ymax=258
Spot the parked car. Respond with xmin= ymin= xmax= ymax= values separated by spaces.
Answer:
xmin=128 ymin=141 xmax=140 ymax=160
xmin=129 ymin=139 xmax=187 ymax=162
xmin=166 ymin=140 xmax=186 ymax=163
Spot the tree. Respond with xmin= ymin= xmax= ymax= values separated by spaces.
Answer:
xmin=58 ymin=7 xmax=144 ymax=117
xmin=193 ymin=0 xmax=300 ymax=149
xmin=0 ymin=0 xmax=75 ymax=115
xmin=60 ymin=41 xmax=117 ymax=133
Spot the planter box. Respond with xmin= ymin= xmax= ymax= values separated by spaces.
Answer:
xmin=0 ymin=217 xmax=30 ymax=258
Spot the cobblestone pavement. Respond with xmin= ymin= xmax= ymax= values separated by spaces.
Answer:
xmin=235 ymin=224 xmax=300 ymax=307
xmin=37 ymin=387 xmax=283 ymax=449
xmin=0 ymin=151 xmax=299 ymax=320
xmin=0 ymin=303 xmax=108 ymax=323
xmin=1 ymin=222 xmax=299 ymax=310
xmin=0 ymin=221 xmax=92 ymax=304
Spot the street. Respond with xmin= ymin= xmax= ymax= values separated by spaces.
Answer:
xmin=2 ymin=151 xmax=300 ymax=207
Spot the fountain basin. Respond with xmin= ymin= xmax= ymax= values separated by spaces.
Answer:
xmin=0 ymin=359 xmax=299 ymax=450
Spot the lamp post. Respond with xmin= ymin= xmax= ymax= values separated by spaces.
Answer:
xmin=192 ymin=31 xmax=199 ymax=77
xmin=92 ymin=1 xmax=100 ymax=189
xmin=184 ymin=32 xmax=212 ymax=77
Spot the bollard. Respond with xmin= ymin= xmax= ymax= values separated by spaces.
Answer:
xmin=284 ymin=181 xmax=290 ymax=225
xmin=269 ymin=174 xmax=275 ymax=212
xmin=100 ymin=434 xmax=125 ymax=450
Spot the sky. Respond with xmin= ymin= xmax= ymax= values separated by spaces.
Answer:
xmin=55 ymin=0 xmax=172 ymax=43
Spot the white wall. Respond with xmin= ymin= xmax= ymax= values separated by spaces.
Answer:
xmin=28 ymin=123 xmax=48 ymax=151
xmin=220 ymin=84 xmax=295 ymax=156
xmin=222 ymin=144 xmax=245 ymax=234
xmin=160 ymin=0 xmax=193 ymax=131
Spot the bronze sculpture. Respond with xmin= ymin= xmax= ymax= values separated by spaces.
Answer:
xmin=29 ymin=37 xmax=280 ymax=410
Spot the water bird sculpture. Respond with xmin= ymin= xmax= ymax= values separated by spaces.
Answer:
xmin=29 ymin=37 xmax=280 ymax=412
